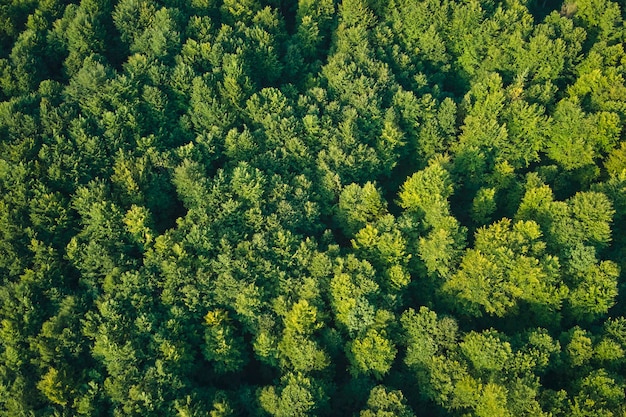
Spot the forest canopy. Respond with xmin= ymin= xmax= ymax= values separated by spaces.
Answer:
xmin=1 ymin=0 xmax=626 ymax=415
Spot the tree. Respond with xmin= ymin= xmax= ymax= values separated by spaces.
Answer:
xmin=202 ymin=310 xmax=248 ymax=374
xmin=7 ymin=13 xmax=52 ymax=95
xmin=546 ymin=99 xmax=620 ymax=171
xmin=277 ymin=299 xmax=329 ymax=373
xmin=567 ymin=0 xmax=624 ymax=44
xmin=401 ymin=307 xmax=460 ymax=404
xmin=337 ymin=182 xmax=387 ymax=236
xmin=569 ymin=369 xmax=625 ymax=417
xmin=131 ymin=7 xmax=181 ymax=62
xmin=347 ymin=328 xmax=397 ymax=380
xmin=359 ymin=385 xmax=416 ymax=417
xmin=259 ymin=373 xmax=328 ymax=417
xmin=398 ymin=155 xmax=455 ymax=230
xmin=112 ymin=0 xmax=157 ymax=48
xmin=61 ymin=0 xmax=111 ymax=76
xmin=515 ymin=179 xmax=619 ymax=321
xmin=352 ymin=214 xmax=411 ymax=291
xmin=565 ymin=246 xmax=619 ymax=322
xmin=443 ymin=218 xmax=564 ymax=319
xmin=290 ymin=0 xmax=335 ymax=70
xmin=220 ymin=0 xmax=262 ymax=26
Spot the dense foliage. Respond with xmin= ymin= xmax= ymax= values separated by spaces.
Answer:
xmin=1 ymin=0 xmax=626 ymax=415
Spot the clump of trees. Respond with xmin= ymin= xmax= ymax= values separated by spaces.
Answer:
xmin=1 ymin=0 xmax=626 ymax=415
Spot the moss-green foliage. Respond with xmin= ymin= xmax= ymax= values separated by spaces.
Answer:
xmin=1 ymin=0 xmax=626 ymax=415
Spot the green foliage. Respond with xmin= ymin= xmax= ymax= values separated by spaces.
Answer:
xmin=131 ymin=7 xmax=181 ymax=61
xmin=1 ymin=1 xmax=626 ymax=416
xmin=398 ymin=156 xmax=456 ymax=231
xmin=337 ymin=182 xmax=387 ymax=236
xmin=330 ymin=255 xmax=380 ymax=335
xmin=547 ymin=99 xmax=621 ymax=170
xmin=259 ymin=373 xmax=328 ymax=417
xmin=569 ymin=369 xmax=626 ymax=416
xmin=568 ymin=0 xmax=625 ymax=43
xmin=203 ymin=310 xmax=248 ymax=374
xmin=347 ymin=328 xmax=397 ymax=380
xmin=402 ymin=307 xmax=458 ymax=369
xmin=604 ymin=142 xmax=626 ymax=176
xmin=277 ymin=299 xmax=329 ymax=372
xmin=471 ymin=187 xmax=497 ymax=225
xmin=566 ymin=254 xmax=619 ymax=321
xmin=359 ymin=385 xmax=416 ymax=417
xmin=460 ymin=330 xmax=513 ymax=375
xmin=443 ymin=218 xmax=564 ymax=319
